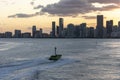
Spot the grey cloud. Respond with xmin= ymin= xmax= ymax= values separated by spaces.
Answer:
xmin=82 ymin=15 xmax=107 ymax=19
xmin=89 ymin=0 xmax=120 ymax=4
xmin=30 ymin=0 xmax=36 ymax=5
xmin=82 ymin=16 xmax=96 ymax=19
xmin=8 ymin=12 xmax=45 ymax=18
xmin=91 ymin=4 xmax=120 ymax=11
xmin=100 ymin=4 xmax=120 ymax=10
xmin=40 ymin=0 xmax=120 ymax=16
xmin=41 ymin=0 xmax=94 ymax=16
xmin=8 ymin=0 xmax=120 ymax=18
xmin=34 ymin=5 xmax=44 ymax=9
xmin=8 ymin=13 xmax=38 ymax=18
xmin=8 ymin=11 xmax=45 ymax=18
xmin=30 ymin=2 xmax=34 ymax=5
xmin=8 ymin=13 xmax=34 ymax=18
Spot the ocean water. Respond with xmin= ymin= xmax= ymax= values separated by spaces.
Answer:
xmin=0 ymin=39 xmax=120 ymax=80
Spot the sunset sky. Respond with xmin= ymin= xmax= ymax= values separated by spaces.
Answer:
xmin=0 ymin=0 xmax=120 ymax=33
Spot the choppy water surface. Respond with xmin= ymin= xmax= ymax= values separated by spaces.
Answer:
xmin=0 ymin=39 xmax=120 ymax=80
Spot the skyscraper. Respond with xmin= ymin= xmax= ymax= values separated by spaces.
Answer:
xmin=117 ymin=21 xmax=120 ymax=31
xmin=96 ymin=15 xmax=104 ymax=38
xmin=59 ymin=18 xmax=64 ymax=37
xmin=56 ymin=26 xmax=59 ymax=37
xmin=52 ymin=21 xmax=56 ymax=37
xmin=32 ymin=25 xmax=36 ymax=38
xmin=106 ymin=20 xmax=113 ymax=38
xmin=39 ymin=28 xmax=43 ymax=38
xmin=118 ymin=21 xmax=120 ymax=27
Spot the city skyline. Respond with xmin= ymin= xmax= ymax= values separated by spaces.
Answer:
xmin=1 ymin=15 xmax=120 ymax=38
xmin=0 ymin=0 xmax=120 ymax=33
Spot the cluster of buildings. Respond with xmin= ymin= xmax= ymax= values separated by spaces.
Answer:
xmin=0 ymin=27 xmax=49 ymax=38
xmin=1 ymin=15 xmax=120 ymax=38
xmin=50 ymin=15 xmax=120 ymax=38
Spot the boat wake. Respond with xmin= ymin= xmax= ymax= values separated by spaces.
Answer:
xmin=0 ymin=57 xmax=76 ymax=80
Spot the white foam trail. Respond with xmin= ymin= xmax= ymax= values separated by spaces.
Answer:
xmin=0 ymin=58 xmax=76 ymax=80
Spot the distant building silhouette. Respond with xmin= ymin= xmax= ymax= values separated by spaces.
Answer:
xmin=74 ymin=25 xmax=80 ymax=38
xmin=87 ymin=27 xmax=94 ymax=38
xmin=14 ymin=30 xmax=21 ymax=38
xmin=22 ymin=33 xmax=31 ymax=38
xmin=5 ymin=32 xmax=12 ymax=38
xmin=80 ymin=23 xmax=87 ymax=38
xmin=32 ymin=25 xmax=36 ymax=38
xmin=39 ymin=28 xmax=43 ymax=38
xmin=106 ymin=20 xmax=113 ymax=38
xmin=118 ymin=21 xmax=120 ymax=28
xmin=62 ymin=28 xmax=67 ymax=38
xmin=42 ymin=33 xmax=50 ymax=38
xmin=52 ymin=21 xmax=56 ymax=37
xmin=34 ymin=31 xmax=40 ymax=38
xmin=2 ymin=15 xmax=120 ymax=38
xmin=56 ymin=26 xmax=59 ymax=37
xmin=67 ymin=23 xmax=75 ymax=38
xmin=111 ymin=25 xmax=118 ymax=38
xmin=59 ymin=18 xmax=64 ymax=37
xmin=112 ymin=25 xmax=118 ymax=32
xmin=0 ymin=33 xmax=5 ymax=38
xmin=96 ymin=15 xmax=104 ymax=38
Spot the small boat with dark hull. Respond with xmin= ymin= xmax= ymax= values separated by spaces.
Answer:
xmin=49 ymin=54 xmax=62 ymax=61
xmin=49 ymin=47 xmax=62 ymax=61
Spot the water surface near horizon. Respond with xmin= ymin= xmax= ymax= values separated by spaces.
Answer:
xmin=0 ymin=39 xmax=120 ymax=80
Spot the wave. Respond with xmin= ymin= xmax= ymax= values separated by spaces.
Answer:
xmin=0 ymin=42 xmax=22 ymax=51
xmin=0 ymin=57 xmax=76 ymax=80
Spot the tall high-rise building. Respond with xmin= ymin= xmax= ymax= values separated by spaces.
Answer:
xmin=39 ymin=28 xmax=43 ymax=38
xmin=59 ymin=18 xmax=64 ymax=37
xmin=56 ymin=26 xmax=59 ymax=37
xmin=117 ymin=21 xmax=120 ymax=31
xmin=106 ymin=20 xmax=113 ymax=38
xmin=52 ymin=21 xmax=56 ymax=37
xmin=118 ymin=21 xmax=120 ymax=27
xmin=32 ymin=25 xmax=36 ymax=38
xmin=96 ymin=15 xmax=104 ymax=38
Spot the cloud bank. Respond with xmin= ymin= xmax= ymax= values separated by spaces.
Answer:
xmin=8 ymin=0 xmax=120 ymax=18
xmin=8 ymin=12 xmax=44 ymax=18
xmin=34 ymin=5 xmax=44 ymax=9
xmin=41 ymin=0 xmax=119 ymax=16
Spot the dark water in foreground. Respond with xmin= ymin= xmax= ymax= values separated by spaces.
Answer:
xmin=0 ymin=39 xmax=120 ymax=80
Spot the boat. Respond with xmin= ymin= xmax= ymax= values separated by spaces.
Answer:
xmin=49 ymin=54 xmax=62 ymax=61
xmin=49 ymin=47 xmax=62 ymax=61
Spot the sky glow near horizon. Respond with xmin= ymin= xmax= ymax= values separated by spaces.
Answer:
xmin=0 ymin=0 xmax=120 ymax=33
